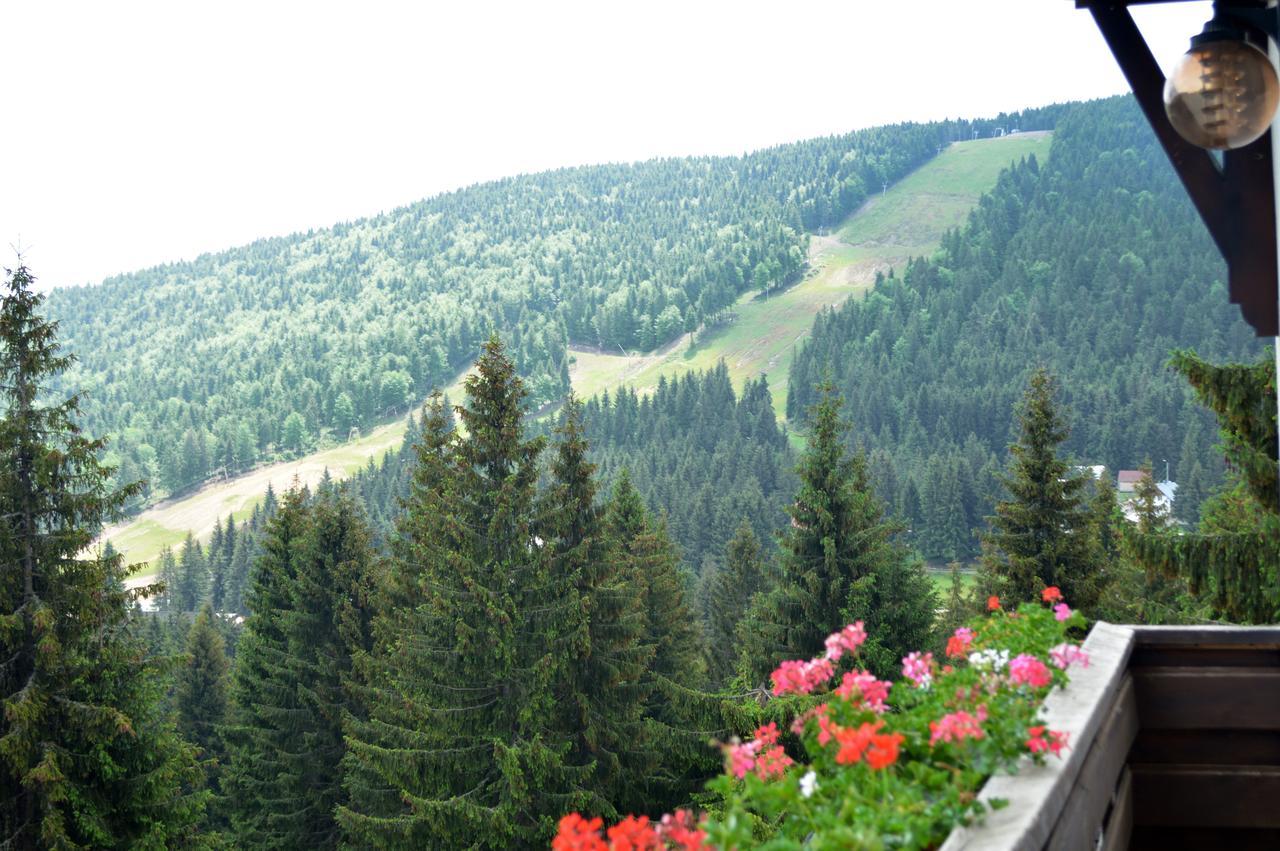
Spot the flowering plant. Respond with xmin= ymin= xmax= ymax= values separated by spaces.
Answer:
xmin=554 ymin=590 xmax=1087 ymax=850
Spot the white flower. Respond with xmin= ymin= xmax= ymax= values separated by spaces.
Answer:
xmin=968 ymin=648 xmax=1010 ymax=672
xmin=799 ymin=770 xmax=818 ymax=799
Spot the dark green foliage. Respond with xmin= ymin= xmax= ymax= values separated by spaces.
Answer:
xmin=1127 ymin=352 xmax=1278 ymax=623
xmin=0 ymin=264 xmax=207 ymax=848
xmin=222 ymin=489 xmax=310 ymax=848
xmin=602 ymin=474 xmax=714 ymax=811
xmin=699 ymin=520 xmax=769 ymax=688
xmin=979 ymin=370 xmax=1102 ymax=610
xmin=176 ymin=606 xmax=231 ymax=763
xmin=583 ymin=365 xmax=795 ymax=573
xmin=222 ymin=485 xmax=375 ymax=850
xmin=340 ymin=337 xmax=591 ymax=848
xmin=738 ymin=383 xmax=928 ymax=683
xmin=156 ymin=544 xmax=179 ymax=614
xmin=175 ymin=532 xmax=209 ymax=613
xmin=540 ymin=397 xmax=649 ymax=819
xmin=45 ymin=108 xmax=1061 ymax=503
xmin=786 ymin=96 xmax=1261 ymax=560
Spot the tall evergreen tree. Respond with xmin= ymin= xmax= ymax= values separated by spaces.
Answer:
xmin=602 ymin=474 xmax=713 ymax=814
xmin=0 ymin=264 xmax=206 ymax=847
xmin=175 ymin=532 xmax=209 ymax=612
xmin=1129 ymin=352 xmax=1278 ymax=623
xmin=539 ymin=396 xmax=648 ymax=819
xmin=156 ymin=544 xmax=179 ymax=614
xmin=268 ymin=488 xmax=376 ymax=849
xmin=222 ymin=489 xmax=310 ymax=848
xmin=340 ymin=337 xmax=589 ymax=848
xmin=979 ymin=369 xmax=1102 ymax=611
xmin=737 ymin=382 xmax=918 ymax=682
xmin=699 ymin=519 xmax=769 ymax=687
xmin=176 ymin=605 xmax=231 ymax=763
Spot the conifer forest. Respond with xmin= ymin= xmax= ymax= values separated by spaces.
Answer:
xmin=3 ymin=85 xmax=1278 ymax=849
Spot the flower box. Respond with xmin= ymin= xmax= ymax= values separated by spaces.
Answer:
xmin=942 ymin=623 xmax=1280 ymax=850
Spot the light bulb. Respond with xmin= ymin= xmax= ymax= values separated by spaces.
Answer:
xmin=1163 ymin=36 xmax=1279 ymax=150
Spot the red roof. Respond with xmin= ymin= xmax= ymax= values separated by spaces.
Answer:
xmin=1117 ymin=470 xmax=1144 ymax=484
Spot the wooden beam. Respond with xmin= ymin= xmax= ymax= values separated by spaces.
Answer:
xmin=1131 ymin=764 xmax=1280 ymax=828
xmin=1133 ymin=667 xmax=1280 ymax=729
xmin=1087 ymin=4 xmax=1230 ymax=257
xmin=1045 ymin=677 xmax=1139 ymax=851
xmin=1131 ymin=729 xmax=1280 ymax=765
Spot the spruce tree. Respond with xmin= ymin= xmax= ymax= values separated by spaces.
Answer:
xmin=176 ymin=532 xmax=209 ymax=612
xmin=176 ymin=605 xmax=231 ymax=763
xmin=222 ymin=489 xmax=310 ymax=848
xmin=0 ymin=264 xmax=206 ymax=847
xmin=1128 ymin=352 xmax=1278 ymax=623
xmin=340 ymin=337 xmax=589 ymax=848
xmin=224 ymin=522 xmax=254 ymax=615
xmin=268 ymin=488 xmax=375 ymax=849
xmin=700 ymin=519 xmax=768 ymax=687
xmin=737 ymin=382 xmax=917 ymax=683
xmin=979 ymin=369 xmax=1101 ymax=611
xmin=602 ymin=473 xmax=713 ymax=814
xmin=156 ymin=544 xmax=179 ymax=614
xmin=540 ymin=396 xmax=647 ymax=819
xmin=208 ymin=516 xmax=228 ymax=611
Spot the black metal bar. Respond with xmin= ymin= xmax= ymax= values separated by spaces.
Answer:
xmin=1089 ymin=4 xmax=1234 ymax=260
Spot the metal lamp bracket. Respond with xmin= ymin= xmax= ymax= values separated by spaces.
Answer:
xmin=1077 ymin=0 xmax=1279 ymax=336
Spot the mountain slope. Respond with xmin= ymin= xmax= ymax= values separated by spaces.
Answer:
xmin=787 ymin=95 xmax=1264 ymax=561
xmin=567 ymin=132 xmax=1051 ymax=416
xmin=102 ymin=132 xmax=1049 ymax=574
xmin=47 ymin=108 xmax=1062 ymax=506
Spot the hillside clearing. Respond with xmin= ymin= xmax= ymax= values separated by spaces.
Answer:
xmin=568 ymin=132 xmax=1051 ymax=418
xmin=110 ymin=133 xmax=1048 ymax=580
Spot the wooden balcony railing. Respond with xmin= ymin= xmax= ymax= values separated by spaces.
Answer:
xmin=941 ymin=623 xmax=1280 ymax=850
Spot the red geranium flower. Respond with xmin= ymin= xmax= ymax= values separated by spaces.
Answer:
xmin=1041 ymin=586 xmax=1063 ymax=604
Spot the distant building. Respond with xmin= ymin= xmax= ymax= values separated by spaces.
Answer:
xmin=1121 ymin=479 xmax=1178 ymax=524
xmin=1117 ymin=470 xmax=1144 ymax=493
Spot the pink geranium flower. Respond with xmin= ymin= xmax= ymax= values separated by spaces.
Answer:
xmin=834 ymin=670 xmax=890 ymax=713
xmin=1009 ymin=653 xmax=1052 ymax=688
xmin=929 ymin=708 xmax=987 ymax=747
xmin=901 ymin=651 xmax=934 ymax=688
xmin=1049 ymin=642 xmax=1089 ymax=671
xmin=1053 ymin=603 xmax=1073 ymax=621
xmin=824 ymin=621 xmax=868 ymax=662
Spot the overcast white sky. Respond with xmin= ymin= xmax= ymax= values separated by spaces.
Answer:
xmin=2 ymin=0 xmax=1212 ymax=290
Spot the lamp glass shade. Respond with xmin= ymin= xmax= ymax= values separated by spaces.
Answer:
xmin=1163 ymin=38 xmax=1279 ymax=150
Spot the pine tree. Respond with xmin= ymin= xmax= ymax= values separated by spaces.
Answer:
xmin=176 ymin=605 xmax=230 ymax=763
xmin=268 ymin=488 xmax=375 ymax=849
xmin=539 ymin=396 xmax=648 ymax=819
xmin=1132 ymin=461 xmax=1171 ymax=535
xmin=339 ymin=337 xmax=589 ymax=848
xmin=979 ymin=369 xmax=1101 ymax=611
xmin=156 ymin=544 xmax=179 ymax=614
xmin=0 ymin=264 xmax=207 ymax=847
xmin=1128 ymin=352 xmax=1278 ymax=623
xmin=222 ymin=489 xmax=310 ymax=848
xmin=700 ymin=519 xmax=768 ymax=687
xmin=176 ymin=531 xmax=209 ymax=612
xmin=737 ymin=382 xmax=917 ymax=683
xmin=602 ymin=474 xmax=713 ymax=814
xmin=208 ymin=516 xmax=228 ymax=611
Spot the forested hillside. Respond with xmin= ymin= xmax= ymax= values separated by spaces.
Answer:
xmin=786 ymin=96 xmax=1264 ymax=562
xmin=46 ymin=109 xmax=1061 ymax=503
xmin=344 ymin=362 xmax=795 ymax=574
